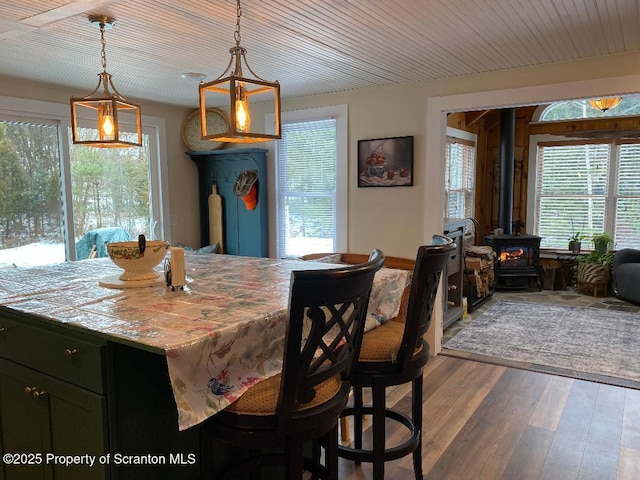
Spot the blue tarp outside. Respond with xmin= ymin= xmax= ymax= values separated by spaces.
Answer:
xmin=75 ymin=227 xmax=132 ymax=260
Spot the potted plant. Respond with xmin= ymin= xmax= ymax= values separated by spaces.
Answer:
xmin=574 ymin=238 xmax=614 ymax=295
xmin=591 ymin=232 xmax=613 ymax=255
xmin=568 ymin=232 xmax=586 ymax=253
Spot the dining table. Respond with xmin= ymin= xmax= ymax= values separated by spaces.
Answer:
xmin=0 ymin=252 xmax=411 ymax=432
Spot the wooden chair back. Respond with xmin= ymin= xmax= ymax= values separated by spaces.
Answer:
xmin=276 ymin=249 xmax=385 ymax=434
xmin=300 ymin=252 xmax=415 ymax=272
xmin=399 ymin=234 xmax=455 ymax=374
xmin=300 ymin=252 xmax=416 ymax=324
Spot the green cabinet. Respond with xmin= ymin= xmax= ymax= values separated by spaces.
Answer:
xmin=0 ymin=360 xmax=50 ymax=480
xmin=0 ymin=311 xmax=201 ymax=480
xmin=0 ymin=359 xmax=107 ymax=480
xmin=0 ymin=313 xmax=108 ymax=480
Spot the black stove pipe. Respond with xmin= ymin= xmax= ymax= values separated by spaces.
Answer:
xmin=499 ymin=108 xmax=515 ymax=234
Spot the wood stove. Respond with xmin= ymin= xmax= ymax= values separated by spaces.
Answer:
xmin=484 ymin=234 xmax=543 ymax=290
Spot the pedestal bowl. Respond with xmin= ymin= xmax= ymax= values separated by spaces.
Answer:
xmin=106 ymin=240 xmax=169 ymax=281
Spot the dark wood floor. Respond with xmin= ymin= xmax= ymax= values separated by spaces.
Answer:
xmin=337 ymin=355 xmax=640 ymax=479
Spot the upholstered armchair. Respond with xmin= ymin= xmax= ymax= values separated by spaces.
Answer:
xmin=612 ymin=249 xmax=640 ymax=305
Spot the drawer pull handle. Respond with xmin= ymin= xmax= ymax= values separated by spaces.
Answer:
xmin=0 ymin=327 xmax=5 ymax=333
xmin=32 ymin=390 xmax=47 ymax=402
xmin=64 ymin=348 xmax=78 ymax=359
xmin=24 ymin=386 xmax=37 ymax=398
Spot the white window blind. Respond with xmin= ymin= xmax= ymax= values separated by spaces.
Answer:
xmin=534 ymin=139 xmax=640 ymax=250
xmin=445 ymin=135 xmax=476 ymax=219
xmin=536 ymin=141 xmax=609 ymax=249
xmin=615 ymin=141 xmax=640 ymax=248
xmin=275 ymin=119 xmax=337 ymax=258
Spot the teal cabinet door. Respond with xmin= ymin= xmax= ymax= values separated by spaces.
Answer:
xmin=0 ymin=359 xmax=108 ymax=480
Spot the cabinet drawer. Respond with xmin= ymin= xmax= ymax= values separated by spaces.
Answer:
xmin=447 ymin=251 xmax=461 ymax=274
xmin=444 ymin=227 xmax=464 ymax=275
xmin=0 ymin=316 xmax=105 ymax=394
xmin=447 ymin=242 xmax=463 ymax=275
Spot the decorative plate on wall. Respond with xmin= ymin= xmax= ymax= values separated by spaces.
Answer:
xmin=181 ymin=108 xmax=228 ymax=151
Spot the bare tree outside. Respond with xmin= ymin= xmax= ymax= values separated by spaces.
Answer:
xmin=0 ymin=120 xmax=151 ymax=267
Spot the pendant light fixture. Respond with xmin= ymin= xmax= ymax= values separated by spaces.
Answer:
xmin=70 ymin=15 xmax=142 ymax=148
xmin=588 ymin=97 xmax=622 ymax=112
xmin=199 ymin=0 xmax=281 ymax=143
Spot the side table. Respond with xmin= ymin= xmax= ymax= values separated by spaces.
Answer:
xmin=550 ymin=250 xmax=582 ymax=288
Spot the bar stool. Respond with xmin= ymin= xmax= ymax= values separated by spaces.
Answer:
xmin=202 ymin=250 xmax=384 ymax=479
xmin=338 ymin=235 xmax=455 ymax=480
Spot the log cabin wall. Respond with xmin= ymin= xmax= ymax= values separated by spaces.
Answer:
xmin=449 ymin=108 xmax=536 ymax=238
xmin=482 ymin=106 xmax=538 ymax=236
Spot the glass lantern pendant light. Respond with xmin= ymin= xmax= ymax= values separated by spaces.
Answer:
xmin=70 ymin=15 xmax=142 ymax=148
xmin=588 ymin=97 xmax=622 ymax=112
xmin=199 ymin=0 xmax=281 ymax=143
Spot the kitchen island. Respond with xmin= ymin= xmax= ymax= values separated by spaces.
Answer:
xmin=0 ymin=253 xmax=409 ymax=479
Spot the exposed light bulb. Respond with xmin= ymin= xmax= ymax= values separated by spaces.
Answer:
xmin=102 ymin=114 xmax=114 ymax=136
xmin=99 ymin=104 xmax=115 ymax=139
xmin=235 ymin=84 xmax=250 ymax=132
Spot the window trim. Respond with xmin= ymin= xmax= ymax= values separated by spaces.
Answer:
xmin=0 ymin=95 xmax=171 ymax=260
xmin=266 ymin=105 xmax=348 ymax=258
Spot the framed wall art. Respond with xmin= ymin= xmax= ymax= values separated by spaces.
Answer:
xmin=357 ymin=136 xmax=413 ymax=187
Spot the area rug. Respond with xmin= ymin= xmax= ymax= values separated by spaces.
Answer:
xmin=442 ymin=300 xmax=640 ymax=389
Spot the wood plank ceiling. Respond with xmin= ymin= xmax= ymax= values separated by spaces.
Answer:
xmin=0 ymin=0 xmax=639 ymax=107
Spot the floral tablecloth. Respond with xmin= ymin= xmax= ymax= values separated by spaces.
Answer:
xmin=0 ymin=253 xmax=410 ymax=431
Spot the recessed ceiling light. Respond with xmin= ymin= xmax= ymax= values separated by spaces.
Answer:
xmin=181 ymin=72 xmax=207 ymax=81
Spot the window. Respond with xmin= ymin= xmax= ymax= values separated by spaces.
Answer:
xmin=445 ymin=128 xmax=476 ymax=219
xmin=0 ymin=120 xmax=66 ymax=266
xmin=270 ymin=105 xmax=347 ymax=258
xmin=539 ymin=96 xmax=640 ymax=121
xmin=0 ymin=96 xmax=169 ymax=268
xmin=530 ymin=139 xmax=640 ymax=250
xmin=70 ymin=127 xmax=154 ymax=241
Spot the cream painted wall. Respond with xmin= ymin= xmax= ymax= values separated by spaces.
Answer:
xmin=266 ymin=52 xmax=640 ymax=261
xmin=269 ymin=86 xmax=431 ymax=259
